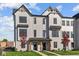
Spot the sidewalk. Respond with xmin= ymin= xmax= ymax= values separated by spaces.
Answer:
xmin=46 ymin=51 xmax=61 ymax=56
xmin=33 ymin=50 xmax=47 ymax=56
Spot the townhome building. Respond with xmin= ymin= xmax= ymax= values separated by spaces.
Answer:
xmin=13 ymin=5 xmax=74 ymax=51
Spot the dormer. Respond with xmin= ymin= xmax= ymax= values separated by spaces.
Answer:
xmin=13 ymin=5 xmax=32 ymax=16
xmin=42 ymin=6 xmax=63 ymax=18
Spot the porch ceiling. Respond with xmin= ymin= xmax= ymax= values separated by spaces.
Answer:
xmin=29 ymin=38 xmax=52 ymax=41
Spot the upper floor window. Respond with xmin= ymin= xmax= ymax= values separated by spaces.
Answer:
xmin=71 ymin=21 xmax=73 ymax=26
xmin=19 ymin=16 xmax=27 ymax=23
xmin=19 ymin=29 xmax=27 ymax=37
xmin=62 ymin=20 xmax=65 ymax=26
xmin=52 ymin=30 xmax=59 ymax=37
xmin=43 ymin=18 xmax=46 ymax=24
xmin=62 ymin=31 xmax=65 ymax=37
xmin=53 ymin=18 xmax=57 ymax=24
xmin=66 ymin=21 xmax=70 ymax=26
xmin=34 ymin=30 xmax=37 ymax=37
xmin=66 ymin=31 xmax=70 ymax=38
xmin=34 ymin=18 xmax=36 ymax=24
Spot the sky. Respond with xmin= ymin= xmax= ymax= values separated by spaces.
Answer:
xmin=0 ymin=3 xmax=79 ymax=41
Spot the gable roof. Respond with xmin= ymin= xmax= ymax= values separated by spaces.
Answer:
xmin=13 ymin=5 xmax=47 ymax=17
xmin=41 ymin=6 xmax=63 ymax=17
xmin=13 ymin=5 xmax=32 ymax=15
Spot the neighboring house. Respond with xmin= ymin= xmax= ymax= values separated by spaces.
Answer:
xmin=13 ymin=5 xmax=74 ymax=51
xmin=0 ymin=41 xmax=15 ymax=48
xmin=0 ymin=42 xmax=6 ymax=48
xmin=73 ymin=13 xmax=79 ymax=50
xmin=6 ymin=42 xmax=15 ymax=47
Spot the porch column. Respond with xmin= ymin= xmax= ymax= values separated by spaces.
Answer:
xmin=48 ymin=41 xmax=51 ymax=51
xmin=29 ymin=42 xmax=32 ymax=51
xmin=40 ymin=42 xmax=43 ymax=51
xmin=37 ymin=42 xmax=40 ymax=51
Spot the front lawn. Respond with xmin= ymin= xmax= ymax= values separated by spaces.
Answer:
xmin=52 ymin=50 xmax=79 ymax=55
xmin=6 ymin=51 xmax=42 ymax=56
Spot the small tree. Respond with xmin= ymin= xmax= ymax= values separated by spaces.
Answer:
xmin=20 ymin=33 xmax=27 ymax=48
xmin=61 ymin=32 xmax=70 ymax=51
xmin=2 ymin=39 xmax=8 ymax=42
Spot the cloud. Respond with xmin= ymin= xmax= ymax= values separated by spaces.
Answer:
xmin=0 ymin=16 xmax=14 ymax=41
xmin=56 ymin=5 xmax=63 ymax=11
xmin=26 ymin=3 xmax=41 ymax=11
xmin=72 ymin=5 xmax=79 ymax=12
xmin=0 ymin=3 xmax=41 ymax=12
xmin=0 ymin=3 xmax=23 ymax=10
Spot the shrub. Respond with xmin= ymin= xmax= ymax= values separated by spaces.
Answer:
xmin=4 ymin=47 xmax=15 ymax=51
xmin=0 ymin=47 xmax=3 ymax=56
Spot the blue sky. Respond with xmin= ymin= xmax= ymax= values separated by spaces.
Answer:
xmin=0 ymin=3 xmax=79 ymax=41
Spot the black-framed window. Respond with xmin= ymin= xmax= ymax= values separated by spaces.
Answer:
xmin=21 ymin=44 xmax=25 ymax=48
xmin=43 ymin=30 xmax=46 ymax=38
xmin=34 ymin=18 xmax=36 ymax=24
xmin=66 ymin=21 xmax=70 ymax=26
xmin=19 ymin=16 xmax=27 ymax=23
xmin=19 ymin=29 xmax=27 ymax=37
xmin=66 ymin=31 xmax=70 ymax=37
xmin=71 ymin=21 xmax=73 ymax=26
xmin=43 ymin=18 xmax=46 ymax=24
xmin=62 ymin=31 xmax=65 ymax=37
xmin=54 ymin=42 xmax=57 ymax=48
xmin=53 ymin=18 xmax=57 ymax=24
xmin=34 ymin=30 xmax=36 ymax=37
xmin=71 ymin=42 xmax=74 ymax=48
xmin=52 ymin=30 xmax=59 ymax=37
xmin=71 ymin=32 xmax=74 ymax=38
xmin=62 ymin=20 xmax=65 ymax=26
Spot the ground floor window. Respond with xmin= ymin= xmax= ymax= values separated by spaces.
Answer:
xmin=21 ymin=44 xmax=25 ymax=48
xmin=54 ymin=42 xmax=57 ymax=48
xmin=71 ymin=42 xmax=74 ymax=48
xmin=19 ymin=29 xmax=27 ymax=37
xmin=43 ymin=30 xmax=46 ymax=38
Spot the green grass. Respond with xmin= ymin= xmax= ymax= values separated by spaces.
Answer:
xmin=42 ymin=51 xmax=56 ymax=56
xmin=6 ymin=51 xmax=42 ymax=56
xmin=52 ymin=51 xmax=79 ymax=55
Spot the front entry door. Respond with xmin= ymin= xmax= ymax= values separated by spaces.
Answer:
xmin=33 ymin=42 xmax=37 ymax=50
xmin=43 ymin=42 xmax=46 ymax=50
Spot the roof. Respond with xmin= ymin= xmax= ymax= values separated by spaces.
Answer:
xmin=62 ymin=16 xmax=73 ymax=19
xmin=73 ymin=13 xmax=79 ymax=19
xmin=13 ymin=4 xmax=73 ymax=19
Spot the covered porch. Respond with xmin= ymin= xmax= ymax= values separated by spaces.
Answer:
xmin=27 ymin=38 xmax=51 ymax=51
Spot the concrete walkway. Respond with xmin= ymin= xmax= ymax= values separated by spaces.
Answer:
xmin=46 ymin=51 xmax=61 ymax=56
xmin=33 ymin=50 xmax=47 ymax=56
